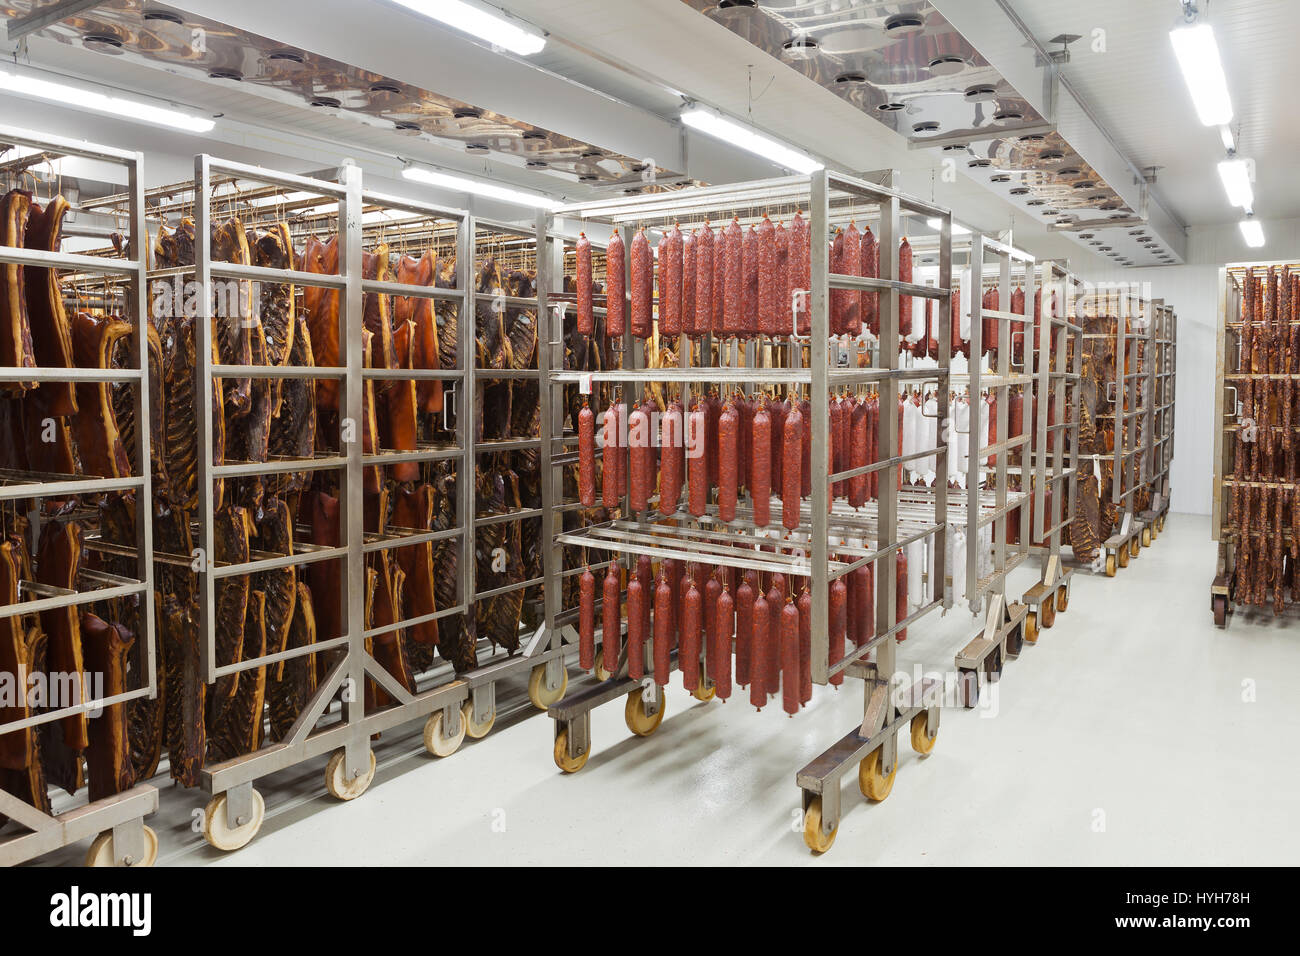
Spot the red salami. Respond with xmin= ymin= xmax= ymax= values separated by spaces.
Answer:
xmin=576 ymin=233 xmax=594 ymax=336
xmin=895 ymin=550 xmax=908 ymax=642
xmin=718 ymin=399 xmax=739 ymax=522
xmin=743 ymin=224 xmax=759 ymax=337
xmin=681 ymin=577 xmax=702 ymax=691
xmin=853 ymin=563 xmax=873 ymax=647
xmin=781 ymin=599 xmax=800 ymax=715
xmin=789 ymin=211 xmax=811 ymax=335
xmin=602 ymin=403 xmax=622 ymax=509
xmin=774 ymin=221 xmax=790 ymax=336
xmin=579 ymin=567 xmax=596 ymax=671
xmin=757 ymin=216 xmax=779 ymax=337
xmin=628 ymin=401 xmax=653 ymax=512
xmin=735 ymin=573 xmax=755 ymax=689
xmin=829 ymin=396 xmax=845 ymax=498
xmin=899 ymin=237 xmax=914 ymax=338
xmin=659 ymin=223 xmax=684 ymax=337
xmin=682 ymin=228 xmax=697 ymax=336
xmin=751 ymin=400 xmax=772 ymax=527
xmin=659 ymin=397 xmax=684 ymax=515
xmin=862 ymin=226 xmax=879 ymax=336
xmin=631 ymin=227 xmax=653 ymax=338
xmin=603 ymin=564 xmax=620 ymax=672
xmin=751 ymin=589 xmax=770 ymax=709
xmin=783 ymin=401 xmax=803 ymax=530
xmin=797 ymin=586 xmax=812 ymax=705
xmin=766 ymin=580 xmax=783 ymax=695
xmin=849 ymin=397 xmax=868 ymax=507
xmin=654 ymin=572 xmax=672 ymax=685
xmin=723 ymin=217 xmax=744 ymax=335
xmin=578 ymin=399 xmax=596 ymax=507
xmin=687 ymin=400 xmax=708 ymax=517
xmin=606 ymin=230 xmax=625 ymax=338
xmin=829 ymin=576 xmax=847 ymax=687
xmin=627 ymin=573 xmax=646 ymax=680
xmin=714 ymin=580 xmax=734 ymax=700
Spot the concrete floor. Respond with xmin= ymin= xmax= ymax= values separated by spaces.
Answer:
xmin=33 ymin=512 xmax=1300 ymax=865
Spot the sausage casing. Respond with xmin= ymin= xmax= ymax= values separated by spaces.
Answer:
xmin=714 ymin=581 xmax=734 ymax=700
xmin=723 ymin=217 xmax=744 ymax=335
xmin=750 ymin=590 xmax=769 ymax=709
xmin=718 ymin=400 xmax=739 ymax=522
xmin=578 ymin=567 xmax=596 ymax=670
xmin=782 ymin=402 xmax=803 ymax=530
xmin=606 ymin=230 xmax=626 ymax=338
xmin=789 ymin=211 xmax=811 ymax=335
xmin=577 ymin=401 xmax=596 ymax=507
xmin=631 ymin=228 xmax=653 ymax=338
xmin=735 ymin=573 xmax=755 ymax=689
xmin=659 ymin=224 xmax=684 ymax=337
xmin=781 ymin=599 xmax=800 ymax=716
xmin=659 ymin=398 xmax=684 ymax=515
xmin=681 ymin=578 xmax=702 ymax=691
xmin=828 ymin=577 xmax=847 ymax=687
xmin=627 ymin=575 xmax=646 ymax=680
xmin=576 ymin=232 xmax=594 ymax=336
xmin=751 ymin=401 xmax=772 ymax=527
xmin=653 ymin=572 xmax=672 ymax=685
xmin=687 ymin=401 xmax=708 ymax=517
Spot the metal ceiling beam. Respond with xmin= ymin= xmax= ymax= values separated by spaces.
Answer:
xmin=3 ymin=0 xmax=104 ymax=42
xmin=928 ymin=0 xmax=1188 ymax=262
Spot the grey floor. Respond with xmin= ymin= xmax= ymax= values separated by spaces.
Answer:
xmin=33 ymin=513 xmax=1300 ymax=865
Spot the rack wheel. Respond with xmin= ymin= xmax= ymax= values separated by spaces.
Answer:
xmin=326 ymin=749 xmax=377 ymax=799
xmin=802 ymin=796 xmax=837 ymax=854
xmin=1130 ymin=537 xmax=1141 ymax=559
xmin=1212 ymin=594 xmax=1227 ymax=629
xmin=1006 ymin=623 xmax=1024 ymax=659
xmin=1158 ymin=515 xmax=1166 ymax=532
xmin=1056 ymin=586 xmax=1069 ymax=612
xmin=528 ymin=663 xmax=568 ymax=710
xmin=202 ymin=789 xmax=266 ymax=852
xmin=692 ymin=665 xmax=715 ymax=701
xmin=625 ymin=688 xmax=666 ymax=736
xmin=462 ymin=699 xmax=495 ymax=740
xmin=858 ymin=747 xmax=897 ymax=801
xmin=1105 ymin=553 xmax=1117 ymax=577
xmin=86 ymin=825 xmax=158 ymax=867
xmin=910 ymin=713 xmax=938 ymax=755
xmin=1142 ymin=527 xmax=1152 ymax=548
xmin=594 ymin=648 xmax=612 ymax=682
xmin=553 ymin=729 xmax=589 ymax=774
xmin=985 ymin=647 xmax=1004 ymax=683
xmin=424 ymin=709 xmax=468 ymax=757
xmin=1040 ymin=596 xmax=1056 ymax=629
xmin=959 ymin=668 xmax=979 ymax=708
xmin=1024 ymin=610 xmax=1038 ymax=645
xmin=1117 ymin=545 xmax=1129 ymax=569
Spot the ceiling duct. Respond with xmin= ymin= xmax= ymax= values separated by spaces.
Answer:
xmin=684 ymin=0 xmax=1187 ymax=266
xmin=0 ymin=0 xmax=679 ymax=188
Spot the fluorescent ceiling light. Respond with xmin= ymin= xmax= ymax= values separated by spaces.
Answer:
xmin=1217 ymin=157 xmax=1254 ymax=209
xmin=391 ymin=0 xmax=545 ymax=56
xmin=1169 ymin=23 xmax=1233 ymax=126
xmin=926 ymin=217 xmax=970 ymax=235
xmin=402 ymin=164 xmax=562 ymax=210
xmin=681 ymin=108 xmax=823 ymax=175
xmin=1219 ymin=125 xmax=1235 ymax=151
xmin=1239 ymin=216 xmax=1265 ymax=248
xmin=0 ymin=69 xmax=214 ymax=133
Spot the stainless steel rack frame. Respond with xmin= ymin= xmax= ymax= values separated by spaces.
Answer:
xmin=1211 ymin=261 xmax=1296 ymax=628
xmin=950 ymin=235 xmax=1034 ymax=705
xmin=1020 ymin=260 xmax=1083 ymax=641
xmin=1141 ymin=300 xmax=1176 ymax=535
xmin=0 ymin=124 xmax=158 ymax=867
xmin=541 ymin=170 xmax=951 ymax=854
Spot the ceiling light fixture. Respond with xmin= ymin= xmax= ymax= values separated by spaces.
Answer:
xmin=0 ymin=68 xmax=214 ymax=133
xmin=1219 ymin=125 xmax=1235 ymax=151
xmin=391 ymin=0 xmax=546 ymax=56
xmin=1217 ymin=155 xmax=1254 ymax=209
xmin=402 ymin=164 xmax=562 ymax=210
xmin=1239 ymin=213 xmax=1265 ymax=248
xmin=1169 ymin=20 xmax=1233 ymax=126
xmin=680 ymin=107 xmax=823 ymax=174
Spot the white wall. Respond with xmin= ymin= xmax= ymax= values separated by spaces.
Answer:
xmin=1068 ymin=216 xmax=1300 ymax=516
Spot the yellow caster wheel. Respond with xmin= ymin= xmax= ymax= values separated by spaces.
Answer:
xmin=1056 ymin=586 xmax=1069 ymax=612
xmin=1024 ymin=610 xmax=1038 ymax=644
xmin=910 ymin=713 xmax=938 ymax=755
xmin=858 ymin=747 xmax=897 ymax=802
xmin=1105 ymin=553 xmax=1117 ymax=577
xmin=1158 ymin=515 xmax=1166 ymax=532
xmin=1142 ymin=527 xmax=1152 ymax=547
xmin=202 ymin=789 xmax=266 ymax=851
xmin=1117 ymin=545 xmax=1129 ymax=569
xmin=594 ymin=647 xmax=612 ymax=682
xmin=625 ymin=688 xmax=665 ymax=736
xmin=86 ymin=825 xmax=158 ymax=866
xmin=553 ymin=730 xmax=589 ymax=774
xmin=528 ymin=663 xmax=568 ymax=710
xmin=462 ymin=699 xmax=495 ymax=739
xmin=424 ymin=708 xmax=468 ymax=756
xmin=1130 ymin=537 xmax=1141 ymax=559
xmin=802 ymin=796 xmax=837 ymax=854
xmin=1040 ymin=595 xmax=1056 ymax=629
xmin=326 ymin=749 xmax=377 ymax=799
xmin=692 ymin=666 xmax=715 ymax=701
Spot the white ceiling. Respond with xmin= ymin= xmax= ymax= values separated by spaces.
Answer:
xmin=990 ymin=0 xmax=1300 ymax=227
